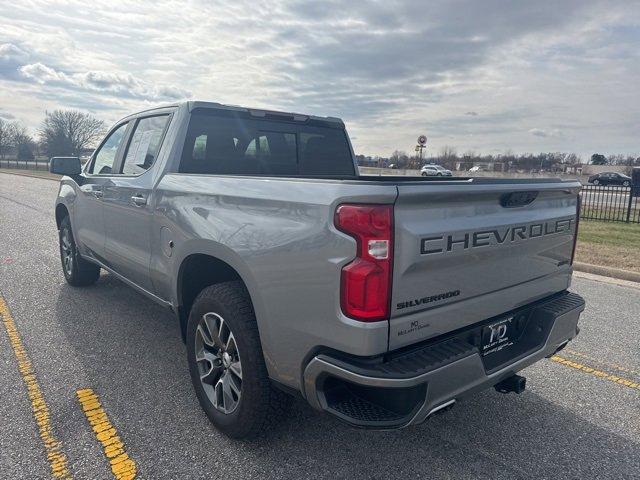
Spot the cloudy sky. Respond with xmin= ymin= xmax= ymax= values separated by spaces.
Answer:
xmin=0 ymin=0 xmax=638 ymax=158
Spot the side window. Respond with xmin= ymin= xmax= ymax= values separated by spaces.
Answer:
xmin=89 ymin=123 xmax=128 ymax=174
xmin=122 ymin=115 xmax=170 ymax=175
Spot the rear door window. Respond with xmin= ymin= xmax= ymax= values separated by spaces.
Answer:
xmin=179 ymin=111 xmax=355 ymax=177
xmin=122 ymin=115 xmax=170 ymax=175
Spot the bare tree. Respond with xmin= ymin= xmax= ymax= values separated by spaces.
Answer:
xmin=438 ymin=146 xmax=458 ymax=169
xmin=40 ymin=110 xmax=105 ymax=157
xmin=11 ymin=123 xmax=35 ymax=160
xmin=389 ymin=150 xmax=410 ymax=168
xmin=0 ymin=119 xmax=15 ymax=159
xmin=564 ymin=153 xmax=580 ymax=165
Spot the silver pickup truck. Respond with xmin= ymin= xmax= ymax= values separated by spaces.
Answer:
xmin=51 ymin=101 xmax=585 ymax=438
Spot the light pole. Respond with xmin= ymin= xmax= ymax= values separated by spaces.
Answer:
xmin=416 ymin=135 xmax=427 ymax=165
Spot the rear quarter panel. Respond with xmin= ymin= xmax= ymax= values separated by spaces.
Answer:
xmin=151 ymin=175 xmax=397 ymax=390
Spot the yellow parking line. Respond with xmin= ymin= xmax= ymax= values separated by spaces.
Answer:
xmin=563 ymin=348 xmax=640 ymax=377
xmin=0 ymin=297 xmax=72 ymax=479
xmin=76 ymin=389 xmax=137 ymax=480
xmin=551 ymin=355 xmax=640 ymax=391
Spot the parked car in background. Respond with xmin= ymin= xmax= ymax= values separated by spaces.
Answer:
xmin=421 ymin=164 xmax=452 ymax=176
xmin=588 ymin=172 xmax=631 ymax=186
xmin=469 ymin=165 xmax=485 ymax=172
xmin=388 ymin=163 xmax=398 ymax=169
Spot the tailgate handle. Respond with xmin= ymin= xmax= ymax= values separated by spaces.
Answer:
xmin=500 ymin=191 xmax=538 ymax=208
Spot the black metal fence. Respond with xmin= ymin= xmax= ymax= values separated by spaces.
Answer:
xmin=1 ymin=160 xmax=638 ymax=223
xmin=580 ymin=185 xmax=640 ymax=223
xmin=0 ymin=158 xmax=50 ymax=171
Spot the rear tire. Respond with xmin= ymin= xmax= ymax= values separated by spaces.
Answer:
xmin=59 ymin=216 xmax=100 ymax=286
xmin=186 ymin=281 xmax=291 ymax=439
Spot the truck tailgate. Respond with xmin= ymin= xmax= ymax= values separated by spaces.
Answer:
xmin=390 ymin=180 xmax=580 ymax=350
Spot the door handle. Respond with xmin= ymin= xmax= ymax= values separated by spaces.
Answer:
xmin=131 ymin=195 xmax=147 ymax=206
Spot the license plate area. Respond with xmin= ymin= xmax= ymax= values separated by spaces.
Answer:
xmin=475 ymin=307 xmax=552 ymax=373
xmin=481 ymin=316 xmax=517 ymax=357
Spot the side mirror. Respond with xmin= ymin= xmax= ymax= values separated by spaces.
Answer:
xmin=49 ymin=157 xmax=82 ymax=176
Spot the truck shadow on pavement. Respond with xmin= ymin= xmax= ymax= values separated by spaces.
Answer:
xmin=54 ymin=273 xmax=639 ymax=480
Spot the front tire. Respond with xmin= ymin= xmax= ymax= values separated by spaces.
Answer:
xmin=59 ymin=216 xmax=100 ymax=286
xmin=593 ymin=179 xmax=600 ymax=185
xmin=623 ymin=180 xmax=630 ymax=187
xmin=186 ymin=281 xmax=290 ymax=439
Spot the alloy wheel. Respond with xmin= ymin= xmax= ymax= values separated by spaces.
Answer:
xmin=194 ymin=312 xmax=243 ymax=414
xmin=61 ymin=227 xmax=74 ymax=276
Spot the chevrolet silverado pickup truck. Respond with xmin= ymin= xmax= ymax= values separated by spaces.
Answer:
xmin=51 ymin=101 xmax=585 ymax=439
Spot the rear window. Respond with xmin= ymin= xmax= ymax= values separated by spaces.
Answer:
xmin=179 ymin=111 xmax=355 ymax=176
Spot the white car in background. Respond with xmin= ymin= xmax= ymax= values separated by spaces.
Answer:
xmin=421 ymin=164 xmax=452 ymax=176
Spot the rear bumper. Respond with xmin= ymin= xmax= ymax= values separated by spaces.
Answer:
xmin=303 ymin=291 xmax=584 ymax=428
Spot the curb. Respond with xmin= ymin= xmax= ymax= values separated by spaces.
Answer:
xmin=0 ymin=170 xmax=60 ymax=181
xmin=573 ymin=262 xmax=640 ymax=284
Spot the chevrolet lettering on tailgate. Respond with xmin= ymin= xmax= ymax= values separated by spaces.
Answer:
xmin=420 ymin=217 xmax=575 ymax=255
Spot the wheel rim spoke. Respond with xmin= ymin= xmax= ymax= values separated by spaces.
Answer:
xmin=226 ymin=371 xmax=241 ymax=396
xmin=214 ymin=378 xmax=224 ymax=410
xmin=196 ymin=324 xmax=215 ymax=348
xmin=226 ymin=333 xmax=237 ymax=355
xmin=203 ymin=313 xmax=225 ymax=349
xmin=201 ymin=362 xmax=223 ymax=385
xmin=220 ymin=372 xmax=240 ymax=412
xmin=229 ymin=359 xmax=242 ymax=380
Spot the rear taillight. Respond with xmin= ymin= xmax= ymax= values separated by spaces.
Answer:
xmin=570 ymin=193 xmax=581 ymax=265
xmin=335 ymin=204 xmax=393 ymax=321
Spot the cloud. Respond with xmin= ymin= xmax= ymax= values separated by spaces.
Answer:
xmin=19 ymin=62 xmax=65 ymax=83
xmin=0 ymin=43 xmax=29 ymax=63
xmin=0 ymin=42 xmax=31 ymax=78
xmin=0 ymin=0 xmax=638 ymax=158
xmin=18 ymin=61 xmax=190 ymax=101
xmin=529 ymin=128 xmax=564 ymax=138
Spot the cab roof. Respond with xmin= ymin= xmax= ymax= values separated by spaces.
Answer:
xmin=119 ymin=101 xmax=344 ymax=127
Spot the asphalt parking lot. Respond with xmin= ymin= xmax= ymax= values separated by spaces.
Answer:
xmin=1 ymin=172 xmax=639 ymax=479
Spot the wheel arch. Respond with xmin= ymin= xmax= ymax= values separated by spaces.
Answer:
xmin=55 ymin=182 xmax=78 ymax=229
xmin=55 ymin=202 xmax=70 ymax=229
xmin=175 ymin=250 xmax=262 ymax=343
